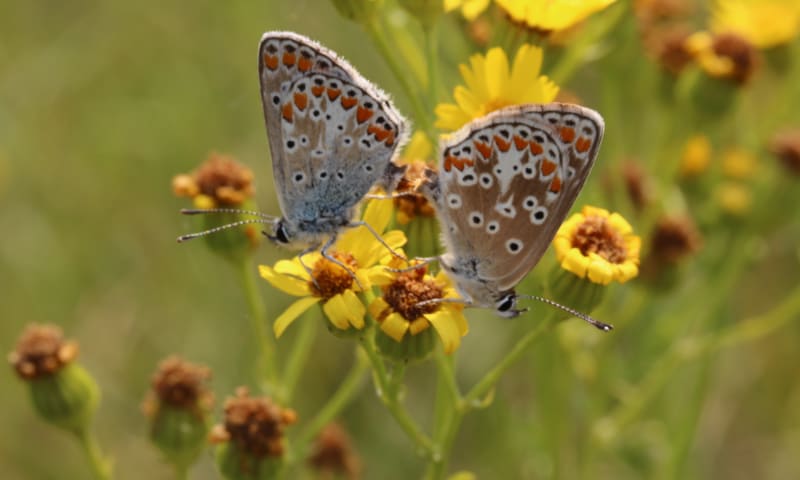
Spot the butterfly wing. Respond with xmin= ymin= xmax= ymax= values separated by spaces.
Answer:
xmin=258 ymin=32 xmax=407 ymax=220
xmin=436 ymin=103 xmax=604 ymax=291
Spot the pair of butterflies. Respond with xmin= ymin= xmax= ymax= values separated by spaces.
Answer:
xmin=186 ymin=31 xmax=610 ymax=331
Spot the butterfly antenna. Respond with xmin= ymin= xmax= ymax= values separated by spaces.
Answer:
xmin=518 ymin=295 xmax=613 ymax=332
xmin=180 ymin=207 xmax=277 ymax=220
xmin=177 ymin=218 xmax=272 ymax=243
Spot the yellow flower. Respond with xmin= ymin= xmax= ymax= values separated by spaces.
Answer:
xmin=685 ymin=31 xmax=758 ymax=84
xmin=435 ymin=44 xmax=559 ymax=132
xmin=679 ymin=134 xmax=712 ymax=177
xmin=553 ymin=206 xmax=641 ymax=285
xmin=369 ymin=259 xmax=468 ymax=355
xmin=259 ymin=200 xmax=406 ymax=337
xmin=497 ymin=0 xmax=617 ymax=32
xmin=445 ymin=0 xmax=491 ymax=20
xmin=716 ymin=182 xmax=751 ymax=215
xmin=711 ymin=0 xmax=800 ymax=49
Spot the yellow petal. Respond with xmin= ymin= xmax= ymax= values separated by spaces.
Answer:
xmin=426 ymin=310 xmax=464 ymax=354
xmin=322 ymin=291 xmax=365 ymax=331
xmin=273 ymin=258 xmax=313 ymax=279
xmin=608 ymin=213 xmax=633 ymax=235
xmin=381 ymin=312 xmax=409 ymax=342
xmin=484 ymin=47 xmax=510 ymax=100
xmin=366 ymin=265 xmax=396 ymax=287
xmin=408 ymin=317 xmax=431 ymax=335
xmin=614 ymin=262 xmax=639 ymax=283
xmin=259 ymin=265 xmax=310 ymax=296
xmin=561 ymin=248 xmax=590 ymax=278
xmin=274 ymin=296 xmax=320 ymax=338
xmin=362 ymin=198 xmax=393 ymax=234
xmin=368 ymin=296 xmax=389 ymax=319
xmin=586 ymin=255 xmax=614 ymax=285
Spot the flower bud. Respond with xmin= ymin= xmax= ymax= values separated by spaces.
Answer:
xmin=212 ymin=387 xmax=297 ymax=480
xmin=9 ymin=324 xmax=99 ymax=435
xmin=142 ymin=356 xmax=213 ymax=472
xmin=308 ymin=423 xmax=361 ymax=479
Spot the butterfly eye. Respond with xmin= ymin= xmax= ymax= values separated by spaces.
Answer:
xmin=496 ymin=294 xmax=517 ymax=314
xmin=270 ymin=222 xmax=291 ymax=245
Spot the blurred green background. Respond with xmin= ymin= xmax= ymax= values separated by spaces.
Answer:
xmin=3 ymin=1 xmax=800 ymax=479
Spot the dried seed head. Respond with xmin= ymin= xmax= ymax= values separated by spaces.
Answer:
xmin=308 ymin=423 xmax=361 ymax=480
xmin=770 ymin=130 xmax=800 ymax=175
xmin=650 ymin=215 xmax=702 ymax=265
xmin=381 ymin=267 xmax=444 ymax=322
xmin=9 ymin=324 xmax=78 ymax=380
xmin=144 ymin=356 xmax=213 ymax=416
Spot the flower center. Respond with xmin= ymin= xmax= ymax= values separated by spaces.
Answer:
xmin=309 ymin=252 xmax=359 ymax=299
xmin=382 ymin=269 xmax=444 ymax=321
xmin=572 ymin=215 xmax=628 ymax=264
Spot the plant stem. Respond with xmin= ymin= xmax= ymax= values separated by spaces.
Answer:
xmin=423 ymin=23 xmax=440 ymax=143
xmin=463 ymin=315 xmax=557 ymax=406
xmin=76 ymin=429 xmax=113 ymax=480
xmin=358 ymin=334 xmax=434 ymax=455
xmin=293 ymin=353 xmax=369 ymax=458
xmin=237 ymin=258 xmax=278 ymax=391
xmin=364 ymin=16 xmax=433 ymax=138
xmin=281 ymin=314 xmax=318 ymax=404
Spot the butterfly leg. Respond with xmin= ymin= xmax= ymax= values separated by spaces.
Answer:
xmin=297 ymin=246 xmax=322 ymax=292
xmin=385 ymin=256 xmax=440 ymax=273
xmin=346 ymin=220 xmax=408 ymax=263
xmin=319 ymin=235 xmax=365 ymax=291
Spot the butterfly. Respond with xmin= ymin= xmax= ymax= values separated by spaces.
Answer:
xmin=180 ymin=32 xmax=408 ymax=266
xmin=420 ymin=103 xmax=612 ymax=330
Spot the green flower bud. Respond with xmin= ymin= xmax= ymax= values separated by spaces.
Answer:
xmin=142 ymin=356 xmax=213 ymax=472
xmin=212 ymin=387 xmax=297 ymax=480
xmin=545 ymin=266 xmax=605 ymax=322
xmin=9 ymin=324 xmax=99 ymax=435
xmin=375 ymin=323 xmax=436 ymax=362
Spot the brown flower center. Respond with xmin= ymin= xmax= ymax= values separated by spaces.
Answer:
xmin=218 ymin=387 xmax=297 ymax=459
xmin=193 ymin=153 xmax=255 ymax=205
xmin=309 ymin=252 xmax=359 ymax=299
xmin=309 ymin=423 xmax=361 ymax=479
xmin=9 ymin=324 xmax=78 ymax=379
xmin=382 ymin=268 xmax=444 ymax=321
xmin=572 ymin=215 xmax=628 ymax=264
xmin=395 ymin=161 xmax=436 ymax=223
xmin=712 ymin=33 xmax=758 ymax=85
xmin=650 ymin=216 xmax=702 ymax=264
xmin=150 ymin=356 xmax=212 ymax=411
xmin=771 ymin=131 xmax=800 ymax=175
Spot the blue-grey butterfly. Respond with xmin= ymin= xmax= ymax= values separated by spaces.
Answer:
xmin=180 ymin=32 xmax=408 ymax=264
xmin=421 ymin=103 xmax=612 ymax=330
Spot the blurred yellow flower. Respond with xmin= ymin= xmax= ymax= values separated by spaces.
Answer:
xmin=711 ymin=0 xmax=800 ymax=49
xmin=722 ymin=148 xmax=757 ymax=179
xmin=497 ymin=0 xmax=617 ymax=32
xmin=259 ymin=200 xmax=406 ymax=337
xmin=686 ymin=31 xmax=758 ymax=84
xmin=435 ymin=44 xmax=559 ymax=131
xmin=553 ymin=206 xmax=641 ymax=285
xmin=369 ymin=259 xmax=468 ymax=354
xmin=716 ymin=182 xmax=752 ymax=215
xmin=445 ymin=0 xmax=491 ymax=20
xmin=679 ymin=134 xmax=712 ymax=177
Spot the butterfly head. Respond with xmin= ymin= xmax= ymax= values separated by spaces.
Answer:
xmin=495 ymin=291 xmax=524 ymax=318
xmin=267 ymin=219 xmax=293 ymax=246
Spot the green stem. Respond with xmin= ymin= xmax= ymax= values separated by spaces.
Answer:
xmin=423 ymin=23 xmax=440 ymax=142
xmin=293 ymin=353 xmax=370 ymax=458
xmin=425 ymin=350 xmax=463 ymax=480
xmin=358 ymin=334 xmax=434 ymax=455
xmin=463 ymin=315 xmax=557 ymax=406
xmin=237 ymin=259 xmax=278 ymax=391
xmin=174 ymin=464 xmax=188 ymax=480
xmin=76 ymin=430 xmax=113 ymax=480
xmin=280 ymin=313 xmax=318 ymax=404
xmin=364 ymin=16 xmax=433 ymax=138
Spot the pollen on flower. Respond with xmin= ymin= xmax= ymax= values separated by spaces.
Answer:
xmin=309 ymin=252 xmax=360 ymax=299
xmin=571 ymin=215 xmax=628 ymax=264
xmin=8 ymin=324 xmax=78 ymax=380
xmin=210 ymin=387 xmax=297 ymax=459
xmin=382 ymin=267 xmax=444 ymax=322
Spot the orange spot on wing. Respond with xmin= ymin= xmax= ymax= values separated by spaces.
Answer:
xmin=549 ymin=176 xmax=562 ymax=193
xmin=576 ymin=137 xmax=592 ymax=153
xmin=298 ymin=57 xmax=312 ymax=72
xmin=327 ymin=88 xmax=341 ymax=101
xmin=494 ymin=135 xmax=511 ymax=152
xmin=282 ymin=52 xmax=296 ymax=67
xmin=281 ymin=103 xmax=293 ymax=122
xmin=341 ymin=97 xmax=357 ymax=110
xmin=293 ymin=92 xmax=308 ymax=111
xmin=370 ymin=126 xmax=390 ymax=142
xmin=541 ymin=159 xmax=556 ymax=176
xmin=529 ymin=142 xmax=544 ymax=155
xmin=263 ymin=54 xmax=279 ymax=70
xmin=475 ymin=141 xmax=492 ymax=159
xmin=385 ymin=132 xmax=395 ymax=147
xmin=560 ymin=127 xmax=576 ymax=143
xmin=444 ymin=156 xmax=454 ymax=172
xmin=356 ymin=106 xmax=373 ymax=124
xmin=311 ymin=85 xmax=325 ymax=97
xmin=513 ymin=135 xmax=528 ymax=151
